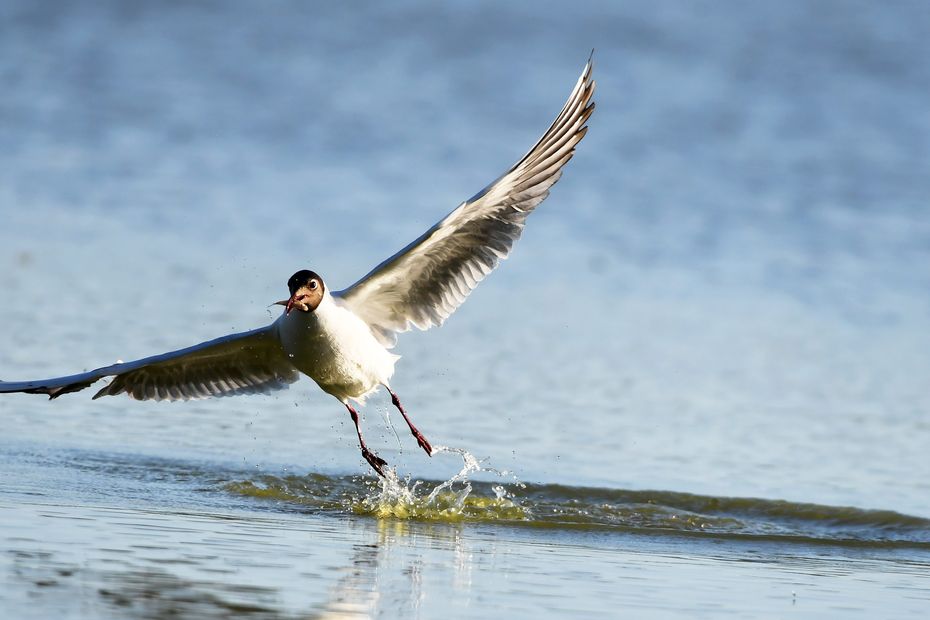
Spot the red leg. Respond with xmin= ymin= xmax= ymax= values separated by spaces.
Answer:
xmin=345 ymin=402 xmax=387 ymax=477
xmin=387 ymin=388 xmax=433 ymax=456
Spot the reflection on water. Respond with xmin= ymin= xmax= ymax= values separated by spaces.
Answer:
xmin=2 ymin=500 xmax=469 ymax=619
xmin=5 ymin=497 xmax=930 ymax=619
xmin=2 ymin=444 xmax=930 ymax=618
xmin=94 ymin=569 xmax=283 ymax=618
xmin=319 ymin=521 xmax=428 ymax=620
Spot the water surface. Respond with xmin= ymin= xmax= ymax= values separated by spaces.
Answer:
xmin=2 ymin=0 xmax=929 ymax=617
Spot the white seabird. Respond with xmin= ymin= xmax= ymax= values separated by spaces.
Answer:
xmin=0 ymin=58 xmax=596 ymax=476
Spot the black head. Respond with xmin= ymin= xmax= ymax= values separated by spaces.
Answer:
xmin=278 ymin=270 xmax=325 ymax=314
xmin=287 ymin=270 xmax=324 ymax=296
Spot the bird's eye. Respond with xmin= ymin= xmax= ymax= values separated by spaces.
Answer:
xmin=308 ymin=280 xmax=318 ymax=290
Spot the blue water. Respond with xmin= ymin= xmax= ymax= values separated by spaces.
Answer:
xmin=1 ymin=1 xmax=929 ymax=617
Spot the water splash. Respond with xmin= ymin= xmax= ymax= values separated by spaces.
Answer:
xmin=220 ymin=452 xmax=930 ymax=548
xmin=224 ymin=470 xmax=930 ymax=548
xmin=223 ymin=447 xmax=528 ymax=523
xmin=355 ymin=446 xmax=527 ymax=522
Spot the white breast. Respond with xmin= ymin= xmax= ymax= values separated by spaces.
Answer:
xmin=274 ymin=292 xmax=399 ymax=403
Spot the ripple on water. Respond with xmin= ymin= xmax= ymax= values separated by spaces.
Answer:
xmin=223 ymin=448 xmax=930 ymax=550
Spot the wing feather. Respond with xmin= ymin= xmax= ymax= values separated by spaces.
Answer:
xmin=334 ymin=58 xmax=595 ymax=347
xmin=0 ymin=325 xmax=299 ymax=401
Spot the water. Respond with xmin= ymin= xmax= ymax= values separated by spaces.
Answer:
xmin=2 ymin=0 xmax=930 ymax=617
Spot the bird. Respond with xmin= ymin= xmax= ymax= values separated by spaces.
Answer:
xmin=0 ymin=58 xmax=595 ymax=476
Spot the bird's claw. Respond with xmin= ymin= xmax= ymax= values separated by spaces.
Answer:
xmin=362 ymin=447 xmax=388 ymax=477
xmin=414 ymin=432 xmax=433 ymax=457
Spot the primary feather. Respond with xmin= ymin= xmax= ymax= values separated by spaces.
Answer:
xmin=0 ymin=326 xmax=298 ymax=401
xmin=0 ymin=57 xmax=596 ymax=404
xmin=335 ymin=59 xmax=595 ymax=347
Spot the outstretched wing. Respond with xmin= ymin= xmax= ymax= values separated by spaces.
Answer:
xmin=0 ymin=325 xmax=299 ymax=401
xmin=334 ymin=58 xmax=595 ymax=347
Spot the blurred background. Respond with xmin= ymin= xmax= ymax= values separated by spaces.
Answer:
xmin=1 ymin=0 xmax=929 ymax=514
xmin=3 ymin=2 xmax=930 ymax=617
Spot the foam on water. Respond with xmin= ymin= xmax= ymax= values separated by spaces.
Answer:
xmin=225 ymin=446 xmax=529 ymax=523
xmin=358 ymin=446 xmax=527 ymax=521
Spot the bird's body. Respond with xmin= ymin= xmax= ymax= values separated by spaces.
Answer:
xmin=0 ymin=57 xmax=596 ymax=475
xmin=276 ymin=290 xmax=399 ymax=404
